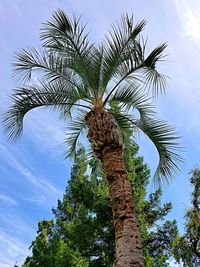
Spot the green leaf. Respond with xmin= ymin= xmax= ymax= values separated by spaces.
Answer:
xmin=13 ymin=47 xmax=83 ymax=89
xmin=102 ymin=14 xmax=146 ymax=89
xmin=142 ymin=43 xmax=167 ymax=96
xmin=65 ymin=110 xmax=87 ymax=159
xmin=107 ymin=83 xmax=155 ymax=117
xmin=40 ymin=9 xmax=98 ymax=95
xmin=2 ymin=81 xmax=90 ymax=140
xmin=134 ymin=117 xmax=183 ymax=186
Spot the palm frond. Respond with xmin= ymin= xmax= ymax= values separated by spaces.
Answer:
xmin=142 ymin=68 xmax=167 ymax=97
xmin=133 ymin=117 xmax=182 ymax=186
xmin=59 ymin=85 xmax=92 ymax=119
xmin=142 ymin=43 xmax=167 ymax=96
xmin=109 ymin=109 xmax=182 ymax=186
xmin=13 ymin=47 xmax=83 ymax=89
xmin=101 ymin=14 xmax=146 ymax=90
xmin=65 ymin=110 xmax=87 ymax=159
xmin=41 ymin=9 xmax=72 ymax=36
xmin=2 ymin=82 xmax=89 ymax=140
xmin=40 ymin=10 xmax=91 ymax=55
xmin=143 ymin=43 xmax=167 ymax=69
xmin=111 ymin=36 xmax=146 ymax=81
xmin=40 ymin=10 xmax=98 ymax=93
xmin=40 ymin=80 xmax=91 ymax=119
xmin=107 ymin=83 xmax=155 ymax=118
xmin=87 ymin=46 xmax=105 ymax=97
xmin=103 ymin=42 xmax=167 ymax=103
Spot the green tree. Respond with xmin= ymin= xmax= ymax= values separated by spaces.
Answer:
xmin=173 ymin=168 xmax=200 ymax=267
xmin=23 ymin=144 xmax=178 ymax=267
xmin=4 ymin=10 xmax=181 ymax=266
xmin=23 ymin=220 xmax=89 ymax=267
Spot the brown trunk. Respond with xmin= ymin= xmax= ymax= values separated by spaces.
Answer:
xmin=85 ymin=109 xmax=144 ymax=267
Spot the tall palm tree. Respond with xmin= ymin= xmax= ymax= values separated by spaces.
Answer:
xmin=3 ymin=10 xmax=181 ymax=267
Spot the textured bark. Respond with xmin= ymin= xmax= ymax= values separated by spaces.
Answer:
xmin=85 ymin=109 xmax=144 ymax=267
xmin=85 ymin=108 xmax=123 ymax=160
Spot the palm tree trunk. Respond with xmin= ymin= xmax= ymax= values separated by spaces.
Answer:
xmin=85 ymin=109 xmax=144 ymax=267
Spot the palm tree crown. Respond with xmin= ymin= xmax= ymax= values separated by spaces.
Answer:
xmin=3 ymin=10 xmax=181 ymax=186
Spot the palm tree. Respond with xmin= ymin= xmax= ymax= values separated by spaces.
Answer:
xmin=3 ymin=10 xmax=181 ymax=267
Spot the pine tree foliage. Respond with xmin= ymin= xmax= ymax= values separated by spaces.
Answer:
xmin=23 ymin=143 xmax=178 ymax=267
xmin=173 ymin=168 xmax=200 ymax=267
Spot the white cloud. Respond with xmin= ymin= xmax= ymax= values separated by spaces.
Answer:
xmin=0 ymin=212 xmax=35 ymax=239
xmin=0 ymin=193 xmax=18 ymax=206
xmin=0 ymin=230 xmax=29 ymax=267
xmin=174 ymin=0 xmax=200 ymax=43
xmin=0 ymin=143 xmax=63 ymax=198
xmin=154 ymin=0 xmax=200 ymax=138
xmin=24 ymin=109 xmax=66 ymax=154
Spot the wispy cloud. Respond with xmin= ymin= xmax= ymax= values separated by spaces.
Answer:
xmin=24 ymin=110 xmax=66 ymax=155
xmin=0 ymin=199 xmax=44 ymax=265
xmin=0 ymin=212 xmax=35 ymax=239
xmin=0 ymin=143 xmax=63 ymax=198
xmin=0 ymin=193 xmax=18 ymax=206
xmin=0 ymin=230 xmax=29 ymax=266
xmin=174 ymin=0 xmax=200 ymax=43
xmin=151 ymin=1 xmax=200 ymax=139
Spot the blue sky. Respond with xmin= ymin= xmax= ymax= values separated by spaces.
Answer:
xmin=0 ymin=0 xmax=200 ymax=266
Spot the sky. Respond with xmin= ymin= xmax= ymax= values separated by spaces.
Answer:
xmin=0 ymin=0 xmax=200 ymax=266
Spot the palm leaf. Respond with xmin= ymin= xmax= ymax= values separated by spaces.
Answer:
xmin=133 ymin=117 xmax=182 ymax=186
xmin=103 ymin=42 xmax=167 ymax=103
xmin=107 ymin=83 xmax=155 ymax=117
xmin=101 ymin=14 xmax=146 ymax=90
xmin=59 ymin=85 xmax=92 ymax=119
xmin=40 ymin=10 xmax=98 ymax=94
xmin=65 ymin=110 xmax=87 ymax=159
xmin=87 ymin=46 xmax=105 ymax=97
xmin=13 ymin=47 xmax=83 ymax=88
xmin=109 ymin=111 xmax=182 ymax=185
xmin=40 ymin=10 xmax=91 ymax=55
xmin=142 ymin=43 xmax=167 ymax=96
xmin=2 ymin=82 xmax=89 ymax=140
